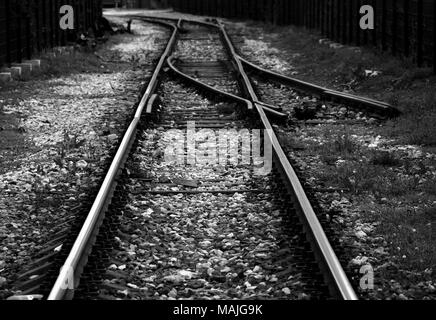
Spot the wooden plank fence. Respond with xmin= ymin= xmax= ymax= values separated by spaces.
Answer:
xmin=168 ymin=0 xmax=436 ymax=72
xmin=0 ymin=0 xmax=102 ymax=68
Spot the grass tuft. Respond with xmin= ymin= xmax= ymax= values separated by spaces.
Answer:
xmin=370 ymin=150 xmax=402 ymax=167
xmin=333 ymin=131 xmax=357 ymax=155
xmin=368 ymin=206 xmax=435 ymax=271
xmin=39 ymin=50 xmax=103 ymax=78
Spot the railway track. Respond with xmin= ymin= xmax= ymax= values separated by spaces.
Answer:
xmin=10 ymin=16 xmax=399 ymax=301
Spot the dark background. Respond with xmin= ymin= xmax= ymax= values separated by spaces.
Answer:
xmin=0 ymin=0 xmax=435 ymax=73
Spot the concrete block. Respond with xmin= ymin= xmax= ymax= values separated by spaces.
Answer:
xmin=11 ymin=63 xmax=32 ymax=78
xmin=3 ymin=67 xmax=22 ymax=79
xmin=0 ymin=72 xmax=12 ymax=83
xmin=24 ymin=59 xmax=41 ymax=71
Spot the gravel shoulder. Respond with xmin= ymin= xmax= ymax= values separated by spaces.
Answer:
xmin=226 ymin=21 xmax=436 ymax=300
xmin=0 ymin=18 xmax=169 ymax=298
xmin=1 ymin=8 xmax=434 ymax=300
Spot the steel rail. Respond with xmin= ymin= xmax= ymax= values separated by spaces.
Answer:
xmin=48 ymin=15 xmax=358 ymax=300
xmin=256 ymin=100 xmax=283 ymax=111
xmin=126 ymin=16 xmax=358 ymax=299
xmin=166 ymin=55 xmax=254 ymax=110
xmin=112 ymin=14 xmax=220 ymax=29
xmin=47 ymin=19 xmax=181 ymax=300
xmin=146 ymin=94 xmax=159 ymax=114
xmin=216 ymin=21 xmax=358 ymax=300
xmin=166 ymin=56 xmax=290 ymax=119
xmin=134 ymin=15 xmax=397 ymax=117
xmin=237 ymin=54 xmax=399 ymax=117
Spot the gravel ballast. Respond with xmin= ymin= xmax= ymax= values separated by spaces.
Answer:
xmin=0 ymin=18 xmax=170 ymax=298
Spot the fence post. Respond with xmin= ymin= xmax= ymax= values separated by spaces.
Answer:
xmin=217 ymin=0 xmax=222 ymax=17
xmin=403 ymin=0 xmax=409 ymax=56
xmin=371 ymin=0 xmax=377 ymax=46
xmin=325 ymin=0 xmax=329 ymax=36
xmin=279 ymin=0 xmax=286 ymax=25
xmin=381 ymin=0 xmax=387 ymax=50
xmin=55 ymin=0 xmax=60 ymax=47
xmin=341 ymin=0 xmax=346 ymax=43
xmin=434 ymin=0 xmax=436 ymax=73
xmin=319 ymin=0 xmax=324 ymax=34
xmin=35 ymin=0 xmax=41 ymax=52
xmin=73 ymin=0 xmax=78 ymax=34
xmin=0 ymin=1 xmax=5 ymax=66
xmin=211 ymin=0 xmax=216 ymax=17
xmin=263 ymin=0 xmax=268 ymax=23
xmin=296 ymin=0 xmax=301 ymax=25
xmin=347 ymin=0 xmax=352 ymax=44
xmin=330 ymin=0 xmax=334 ymax=38
xmin=41 ymin=0 xmax=45 ymax=49
xmin=331 ymin=0 xmax=336 ymax=38
xmin=229 ymin=0 xmax=236 ymax=18
xmin=25 ymin=0 xmax=32 ymax=60
xmin=60 ymin=0 xmax=67 ymax=46
xmin=55 ymin=0 xmax=59 ymax=45
xmin=85 ymin=0 xmax=89 ymax=31
xmin=272 ymin=0 xmax=277 ymax=24
xmin=199 ymin=0 xmax=204 ymax=16
xmin=324 ymin=0 xmax=327 ymax=34
xmin=192 ymin=0 xmax=197 ymax=15
xmin=304 ymin=0 xmax=308 ymax=27
xmin=417 ymin=0 xmax=423 ymax=66
xmin=312 ymin=0 xmax=316 ymax=29
xmin=391 ymin=0 xmax=397 ymax=55
xmin=324 ymin=0 xmax=328 ymax=32
xmin=291 ymin=0 xmax=296 ymax=25
xmin=283 ymin=0 xmax=289 ymax=25
xmin=330 ymin=0 xmax=335 ymax=39
xmin=333 ymin=0 xmax=338 ymax=41
xmin=49 ymin=0 xmax=54 ymax=48
xmin=361 ymin=0 xmax=368 ymax=45
xmin=356 ymin=0 xmax=361 ymax=46
xmin=206 ymin=0 xmax=215 ymax=16
xmin=300 ymin=0 xmax=304 ymax=26
xmin=204 ymin=0 xmax=209 ymax=16
xmin=5 ymin=0 xmax=11 ymax=65
xmin=337 ymin=0 xmax=342 ymax=42
xmin=15 ymin=0 xmax=22 ymax=62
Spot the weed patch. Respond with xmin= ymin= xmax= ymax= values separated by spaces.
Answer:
xmin=370 ymin=150 xmax=402 ymax=167
xmin=368 ymin=206 xmax=435 ymax=271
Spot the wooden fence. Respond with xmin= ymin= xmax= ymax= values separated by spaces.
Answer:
xmin=0 ymin=0 xmax=102 ymax=68
xmin=169 ymin=0 xmax=436 ymax=72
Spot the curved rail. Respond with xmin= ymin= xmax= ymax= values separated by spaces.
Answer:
xmin=216 ymin=21 xmax=358 ymax=300
xmin=166 ymin=56 xmax=253 ymax=110
xmin=167 ymin=56 xmax=290 ymax=119
xmin=47 ymin=16 xmax=358 ymax=300
xmin=236 ymin=54 xmax=399 ymax=117
xmin=114 ymin=14 xmax=220 ymax=29
xmin=47 ymin=19 xmax=180 ymax=300
xmin=121 ymin=14 xmax=398 ymax=117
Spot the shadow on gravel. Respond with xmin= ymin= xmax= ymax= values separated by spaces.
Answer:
xmin=0 ymin=110 xmax=32 ymax=174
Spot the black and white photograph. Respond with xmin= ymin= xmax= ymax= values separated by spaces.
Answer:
xmin=0 ymin=0 xmax=435 ymax=312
